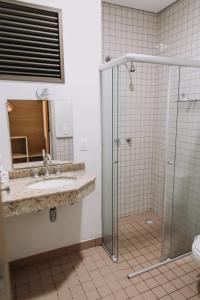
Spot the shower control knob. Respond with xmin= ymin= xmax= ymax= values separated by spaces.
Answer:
xmin=125 ymin=137 xmax=132 ymax=143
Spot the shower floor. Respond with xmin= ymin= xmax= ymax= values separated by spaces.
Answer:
xmin=118 ymin=211 xmax=162 ymax=272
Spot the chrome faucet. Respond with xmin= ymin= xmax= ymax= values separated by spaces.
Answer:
xmin=42 ymin=149 xmax=51 ymax=177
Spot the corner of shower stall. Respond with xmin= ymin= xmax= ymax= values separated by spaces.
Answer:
xmin=100 ymin=54 xmax=200 ymax=276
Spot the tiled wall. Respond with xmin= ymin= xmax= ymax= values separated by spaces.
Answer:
xmin=102 ymin=0 xmax=200 ymax=220
xmin=151 ymin=64 xmax=170 ymax=216
xmin=56 ymin=137 xmax=74 ymax=161
xmin=102 ymin=3 xmax=157 ymax=59
xmin=102 ymin=2 xmax=158 ymax=217
xmin=118 ymin=63 xmax=157 ymax=216
xmin=156 ymin=0 xmax=200 ymax=252
xmin=152 ymin=0 xmax=200 ymax=217
xmin=157 ymin=0 xmax=200 ymax=60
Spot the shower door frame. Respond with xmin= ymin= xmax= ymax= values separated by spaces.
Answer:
xmin=101 ymin=66 xmax=119 ymax=262
xmin=100 ymin=53 xmax=200 ymax=267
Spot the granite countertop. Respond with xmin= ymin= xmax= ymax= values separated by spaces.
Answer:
xmin=13 ymin=160 xmax=73 ymax=170
xmin=2 ymin=170 xmax=95 ymax=218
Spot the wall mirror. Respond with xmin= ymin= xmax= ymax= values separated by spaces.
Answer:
xmin=7 ymin=99 xmax=73 ymax=169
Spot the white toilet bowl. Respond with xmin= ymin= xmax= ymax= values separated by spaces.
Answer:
xmin=192 ymin=235 xmax=200 ymax=263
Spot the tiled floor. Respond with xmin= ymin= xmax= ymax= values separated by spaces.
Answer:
xmin=11 ymin=244 xmax=200 ymax=300
xmin=118 ymin=211 xmax=162 ymax=272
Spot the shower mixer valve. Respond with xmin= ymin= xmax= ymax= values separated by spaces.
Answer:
xmin=125 ymin=137 xmax=132 ymax=143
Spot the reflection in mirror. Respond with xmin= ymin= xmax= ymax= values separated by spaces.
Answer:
xmin=7 ymin=100 xmax=73 ymax=169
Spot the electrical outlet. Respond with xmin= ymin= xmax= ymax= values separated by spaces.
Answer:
xmin=80 ymin=138 xmax=88 ymax=151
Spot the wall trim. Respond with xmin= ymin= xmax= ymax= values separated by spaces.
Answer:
xmin=9 ymin=237 xmax=102 ymax=270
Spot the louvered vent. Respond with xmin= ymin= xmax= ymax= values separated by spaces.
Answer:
xmin=0 ymin=0 xmax=64 ymax=82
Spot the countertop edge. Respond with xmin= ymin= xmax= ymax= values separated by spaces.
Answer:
xmin=3 ymin=178 xmax=96 ymax=218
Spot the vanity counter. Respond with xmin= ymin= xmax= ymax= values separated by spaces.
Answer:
xmin=2 ymin=170 xmax=95 ymax=218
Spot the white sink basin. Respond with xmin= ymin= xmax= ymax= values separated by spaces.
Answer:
xmin=28 ymin=177 xmax=77 ymax=190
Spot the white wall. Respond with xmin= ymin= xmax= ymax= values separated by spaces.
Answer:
xmin=0 ymin=0 xmax=102 ymax=261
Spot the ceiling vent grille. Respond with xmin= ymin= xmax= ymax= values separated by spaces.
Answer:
xmin=0 ymin=0 xmax=64 ymax=83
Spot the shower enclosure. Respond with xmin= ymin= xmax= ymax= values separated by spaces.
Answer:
xmin=100 ymin=53 xmax=200 ymax=275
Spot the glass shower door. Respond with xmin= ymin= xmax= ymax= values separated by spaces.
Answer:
xmin=170 ymin=67 xmax=200 ymax=258
xmin=161 ymin=66 xmax=181 ymax=261
xmin=101 ymin=67 xmax=118 ymax=261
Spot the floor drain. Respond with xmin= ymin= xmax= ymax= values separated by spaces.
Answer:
xmin=145 ymin=219 xmax=154 ymax=225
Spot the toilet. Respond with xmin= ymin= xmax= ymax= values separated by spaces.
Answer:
xmin=192 ymin=236 xmax=200 ymax=263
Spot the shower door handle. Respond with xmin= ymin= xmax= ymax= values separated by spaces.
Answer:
xmin=112 ymin=161 xmax=118 ymax=164
xmin=168 ymin=161 xmax=174 ymax=165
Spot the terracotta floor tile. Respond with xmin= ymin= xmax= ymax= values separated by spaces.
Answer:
xmin=162 ymin=281 xmax=177 ymax=294
xmin=70 ymin=284 xmax=84 ymax=297
xmin=154 ymin=274 xmax=168 ymax=285
xmin=78 ymin=272 xmax=91 ymax=283
xmin=130 ymin=295 xmax=144 ymax=300
xmin=86 ymin=288 xmax=100 ymax=300
xmin=107 ymin=281 xmax=122 ymax=293
xmin=180 ymin=274 xmax=194 ymax=285
xmin=188 ymin=282 xmax=200 ymax=294
xmin=86 ymin=263 xmax=98 ymax=272
xmin=142 ymin=290 xmax=157 ymax=300
xmin=145 ymin=277 xmax=159 ymax=289
xmin=159 ymin=265 xmax=169 ymax=273
xmin=119 ymin=277 xmax=132 ymax=288
xmin=179 ymin=286 xmax=196 ymax=298
xmin=118 ymin=212 xmax=162 ymax=272
xmin=11 ymin=244 xmax=199 ymax=300
xmin=42 ymin=289 xmax=59 ymax=300
xmin=97 ymin=285 xmax=111 ymax=297
xmin=89 ymin=270 xmax=102 ymax=279
xmin=172 ymin=277 xmax=186 ymax=289
xmin=172 ymin=266 xmax=186 ymax=277
xmin=152 ymin=286 xmax=167 ymax=298
xmin=135 ymin=281 xmax=149 ymax=293
xmin=170 ymin=290 xmax=187 ymax=300
xmin=125 ymin=285 xmax=139 ymax=297
xmin=113 ymin=289 xmax=129 ymax=300
xmin=74 ymin=294 xmax=88 ymax=300
xmin=149 ymin=268 xmax=161 ymax=277
xmin=164 ymin=270 xmax=177 ymax=281
xmin=140 ymin=272 xmax=151 ymax=281
xmin=103 ymin=273 xmax=117 ymax=284
xmin=57 ymin=288 xmax=72 ymax=300
xmin=102 ymin=294 xmax=116 ymax=300
xmin=160 ymin=296 xmax=173 ymax=300
xmin=92 ymin=276 xmax=106 ymax=288
xmin=82 ymin=280 xmax=96 ymax=293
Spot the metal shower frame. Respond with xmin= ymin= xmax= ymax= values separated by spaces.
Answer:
xmin=100 ymin=53 xmax=200 ymax=278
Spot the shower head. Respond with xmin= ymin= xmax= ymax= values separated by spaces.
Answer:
xmin=130 ymin=62 xmax=136 ymax=72
xmin=124 ymin=63 xmax=135 ymax=91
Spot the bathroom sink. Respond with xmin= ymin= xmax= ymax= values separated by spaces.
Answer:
xmin=28 ymin=177 xmax=77 ymax=190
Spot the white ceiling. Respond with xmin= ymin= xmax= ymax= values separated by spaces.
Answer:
xmin=103 ymin=0 xmax=177 ymax=13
